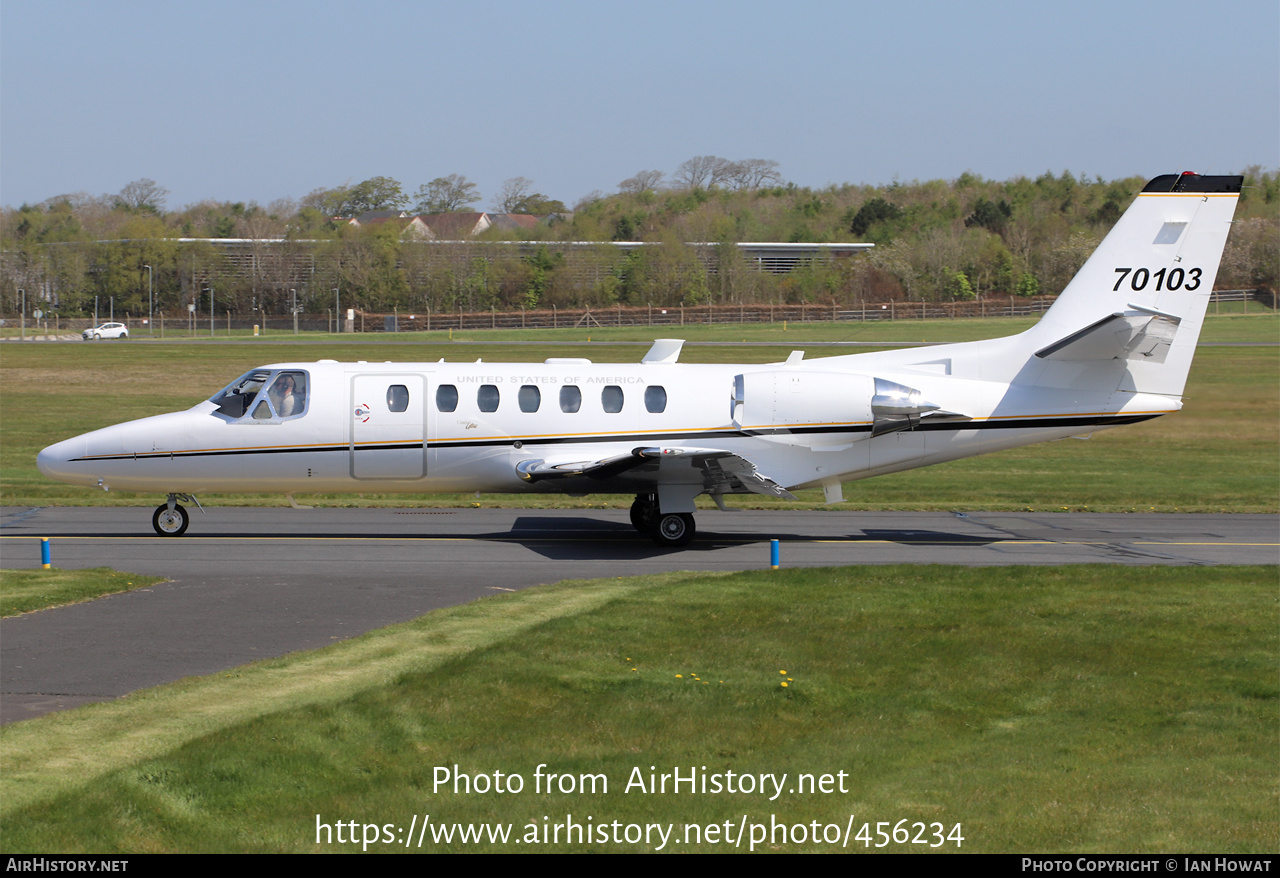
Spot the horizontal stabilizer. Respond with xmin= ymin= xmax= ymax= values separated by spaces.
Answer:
xmin=1035 ymin=309 xmax=1180 ymax=363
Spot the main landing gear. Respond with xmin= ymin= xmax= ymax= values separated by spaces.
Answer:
xmin=630 ymin=493 xmax=696 ymax=548
xmin=152 ymin=493 xmax=201 ymax=536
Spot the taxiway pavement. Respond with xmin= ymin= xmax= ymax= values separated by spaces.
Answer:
xmin=2 ymin=505 xmax=1276 ymax=724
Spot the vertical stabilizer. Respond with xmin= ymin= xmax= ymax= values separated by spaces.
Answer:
xmin=1028 ymin=172 xmax=1241 ymax=397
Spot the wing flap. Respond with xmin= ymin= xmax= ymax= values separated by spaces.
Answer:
xmin=693 ymin=451 xmax=797 ymax=500
xmin=515 ymin=446 xmax=796 ymax=500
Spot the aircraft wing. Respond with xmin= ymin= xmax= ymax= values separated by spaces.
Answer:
xmin=689 ymin=449 xmax=797 ymax=499
xmin=516 ymin=446 xmax=796 ymax=500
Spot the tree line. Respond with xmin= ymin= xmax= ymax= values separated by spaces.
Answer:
xmin=2 ymin=163 xmax=1275 ymax=320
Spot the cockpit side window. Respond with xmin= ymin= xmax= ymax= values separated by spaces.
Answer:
xmin=211 ymin=369 xmax=309 ymax=422
xmin=268 ymin=371 xmax=308 ymax=419
xmin=211 ymin=369 xmax=272 ymax=418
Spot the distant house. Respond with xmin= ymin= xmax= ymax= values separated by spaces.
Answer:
xmin=352 ymin=213 xmax=432 ymax=240
xmin=343 ymin=211 xmax=568 ymax=240
xmin=486 ymin=213 xmax=539 ymax=233
xmin=355 ymin=210 xmax=411 ymax=223
xmin=415 ymin=212 xmax=492 ymax=239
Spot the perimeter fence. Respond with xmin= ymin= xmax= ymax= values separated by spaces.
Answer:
xmin=0 ymin=290 xmax=1270 ymax=336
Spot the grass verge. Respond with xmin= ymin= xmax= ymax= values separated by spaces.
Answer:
xmin=2 ymin=564 xmax=1275 ymax=853
xmin=0 ymin=568 xmax=167 ymax=617
xmin=3 ymin=314 xmax=1276 ymax=511
xmin=3 ymin=352 xmax=1275 ymax=513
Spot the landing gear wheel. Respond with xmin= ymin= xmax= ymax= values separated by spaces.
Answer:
xmin=651 ymin=512 xmax=695 ymax=548
xmin=152 ymin=503 xmax=189 ymax=536
xmin=630 ymin=494 xmax=659 ymax=534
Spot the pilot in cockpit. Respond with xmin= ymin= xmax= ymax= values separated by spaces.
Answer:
xmin=269 ymin=373 xmax=305 ymax=417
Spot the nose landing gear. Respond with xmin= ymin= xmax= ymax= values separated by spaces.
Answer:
xmin=152 ymin=493 xmax=202 ymax=536
xmin=153 ymin=504 xmax=188 ymax=536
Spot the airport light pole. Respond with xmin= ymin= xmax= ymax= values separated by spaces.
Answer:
xmin=144 ymin=265 xmax=152 ymax=335
xmin=333 ymin=288 xmax=339 ymax=333
xmin=292 ymin=289 xmax=298 ymax=335
xmin=18 ymin=289 xmax=24 ymax=340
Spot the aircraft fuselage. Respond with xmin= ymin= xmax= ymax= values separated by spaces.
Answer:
xmin=38 ymin=352 xmax=1173 ymax=499
xmin=35 ymin=172 xmax=1242 ymax=545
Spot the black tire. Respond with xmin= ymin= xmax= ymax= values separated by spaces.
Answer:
xmin=651 ymin=512 xmax=695 ymax=547
xmin=629 ymin=495 xmax=658 ymax=534
xmin=152 ymin=504 xmax=189 ymax=536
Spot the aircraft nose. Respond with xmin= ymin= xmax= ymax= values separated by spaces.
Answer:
xmin=37 ymin=436 xmax=90 ymax=486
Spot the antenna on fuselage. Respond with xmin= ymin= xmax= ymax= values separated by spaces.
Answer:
xmin=642 ymin=339 xmax=685 ymax=364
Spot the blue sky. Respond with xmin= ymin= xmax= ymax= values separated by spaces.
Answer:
xmin=2 ymin=0 xmax=1276 ymax=211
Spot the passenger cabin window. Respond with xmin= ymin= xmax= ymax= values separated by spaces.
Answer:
xmin=387 ymin=384 xmax=409 ymax=413
xmin=210 ymin=368 xmax=308 ymax=422
xmin=560 ymin=385 xmax=581 ymax=413
xmin=645 ymin=385 xmax=667 ymax=413
xmin=518 ymin=385 xmax=541 ymax=413
xmin=477 ymin=384 xmax=500 ymax=413
xmin=436 ymin=385 xmax=458 ymax=412
xmin=602 ymin=385 xmax=624 ymax=413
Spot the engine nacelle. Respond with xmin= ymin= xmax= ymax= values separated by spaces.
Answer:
xmin=732 ymin=370 xmax=875 ymax=448
xmin=732 ymin=371 xmax=942 ymax=447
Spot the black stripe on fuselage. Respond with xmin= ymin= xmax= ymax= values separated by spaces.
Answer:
xmin=67 ymin=413 xmax=1162 ymax=463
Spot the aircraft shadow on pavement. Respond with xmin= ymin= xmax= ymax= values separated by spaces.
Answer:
xmin=852 ymin=529 xmax=1006 ymax=546
xmin=502 ymin=515 xmax=747 ymax=560
xmin=1 ymin=523 xmax=1009 ymax=561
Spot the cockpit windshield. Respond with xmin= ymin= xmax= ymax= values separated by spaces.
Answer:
xmin=210 ymin=369 xmax=308 ymax=421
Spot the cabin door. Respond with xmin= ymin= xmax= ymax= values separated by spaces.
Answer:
xmin=350 ymin=374 xmax=427 ymax=480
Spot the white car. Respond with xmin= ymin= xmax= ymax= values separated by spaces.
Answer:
xmin=83 ymin=323 xmax=129 ymax=340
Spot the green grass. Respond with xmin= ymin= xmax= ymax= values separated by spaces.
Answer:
xmin=1 ymin=564 xmax=1275 ymax=853
xmin=2 ymin=314 xmax=1276 ymax=511
xmin=5 ymin=309 xmax=1274 ymax=344
xmin=0 ymin=567 xmax=166 ymax=617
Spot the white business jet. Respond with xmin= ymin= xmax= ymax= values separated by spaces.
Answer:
xmin=38 ymin=173 xmax=1242 ymax=546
